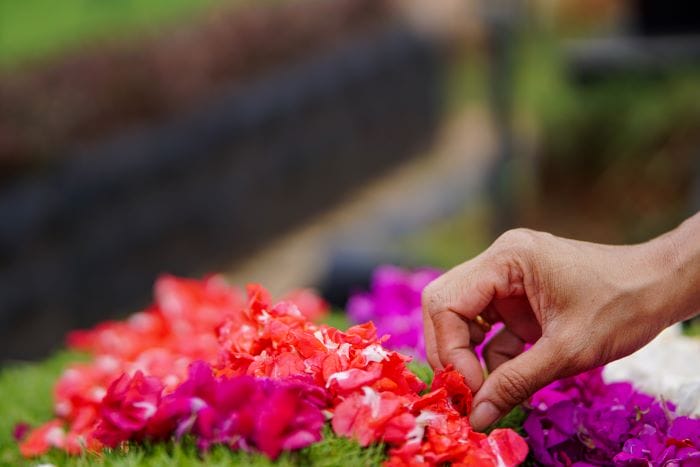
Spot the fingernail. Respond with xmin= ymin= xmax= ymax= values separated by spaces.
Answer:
xmin=470 ymin=402 xmax=500 ymax=431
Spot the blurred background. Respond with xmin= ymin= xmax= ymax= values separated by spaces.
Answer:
xmin=1 ymin=0 xmax=699 ymax=361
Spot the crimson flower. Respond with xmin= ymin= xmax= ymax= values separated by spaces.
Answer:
xmin=148 ymin=361 xmax=328 ymax=459
xmin=94 ymin=371 xmax=163 ymax=447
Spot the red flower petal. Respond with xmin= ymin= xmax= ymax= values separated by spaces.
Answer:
xmin=483 ymin=428 xmax=530 ymax=466
xmin=431 ymin=365 xmax=473 ymax=416
xmin=19 ymin=420 xmax=65 ymax=457
xmin=326 ymin=365 xmax=383 ymax=393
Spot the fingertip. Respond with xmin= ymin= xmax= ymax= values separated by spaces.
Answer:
xmin=449 ymin=348 xmax=484 ymax=393
xmin=470 ymin=401 xmax=501 ymax=432
xmin=472 ymin=338 xmax=559 ymax=425
xmin=426 ymin=341 xmax=443 ymax=371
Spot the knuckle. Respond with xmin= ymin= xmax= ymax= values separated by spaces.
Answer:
xmin=438 ymin=346 xmax=461 ymax=368
xmin=496 ymin=228 xmax=538 ymax=250
xmin=493 ymin=367 xmax=532 ymax=408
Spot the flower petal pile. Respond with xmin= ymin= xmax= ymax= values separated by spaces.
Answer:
xmin=525 ymin=367 xmax=700 ymax=466
xmin=216 ymin=283 xmax=527 ymax=465
xmin=16 ymin=275 xmax=527 ymax=466
xmin=92 ymin=362 xmax=327 ymax=459
xmin=384 ymin=366 xmax=528 ymax=466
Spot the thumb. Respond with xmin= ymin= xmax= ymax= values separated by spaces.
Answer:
xmin=469 ymin=337 xmax=562 ymax=431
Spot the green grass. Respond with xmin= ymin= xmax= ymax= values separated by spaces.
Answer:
xmin=322 ymin=312 xmax=351 ymax=333
xmin=0 ymin=351 xmax=85 ymax=465
xmin=0 ymin=0 xmax=229 ymax=68
xmin=14 ymin=429 xmax=388 ymax=467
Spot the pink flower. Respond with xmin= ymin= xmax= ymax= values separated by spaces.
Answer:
xmin=332 ymin=387 xmax=415 ymax=446
xmin=252 ymin=377 xmax=328 ymax=458
xmin=149 ymin=361 xmax=328 ymax=459
xmin=94 ymin=371 xmax=163 ymax=447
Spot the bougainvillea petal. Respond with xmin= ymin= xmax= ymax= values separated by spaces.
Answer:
xmin=487 ymin=428 xmax=530 ymax=466
xmin=431 ymin=365 xmax=473 ymax=417
xmin=19 ymin=420 xmax=65 ymax=457
xmin=525 ymin=367 xmax=700 ymax=465
xmin=94 ymin=371 xmax=163 ymax=447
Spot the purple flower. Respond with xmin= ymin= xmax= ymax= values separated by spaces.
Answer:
xmin=525 ymin=367 xmax=700 ymax=465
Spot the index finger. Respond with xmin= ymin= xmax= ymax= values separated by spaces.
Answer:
xmin=422 ymin=258 xmax=503 ymax=390
xmin=423 ymin=307 xmax=442 ymax=371
xmin=432 ymin=308 xmax=484 ymax=392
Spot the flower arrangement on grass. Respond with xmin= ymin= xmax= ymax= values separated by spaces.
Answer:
xmin=15 ymin=275 xmax=527 ymax=466
xmin=348 ymin=265 xmax=700 ymax=466
xmin=14 ymin=264 xmax=700 ymax=465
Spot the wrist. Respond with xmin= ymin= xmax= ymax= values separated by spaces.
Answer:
xmin=646 ymin=212 xmax=700 ymax=325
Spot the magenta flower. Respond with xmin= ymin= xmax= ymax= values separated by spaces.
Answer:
xmin=252 ymin=377 xmax=328 ymax=458
xmin=347 ymin=266 xmax=442 ymax=359
xmin=347 ymin=265 xmax=502 ymax=361
xmin=148 ymin=361 xmax=328 ymax=459
xmin=12 ymin=423 xmax=30 ymax=442
xmin=94 ymin=371 xmax=163 ymax=447
xmin=614 ymin=417 xmax=700 ymax=466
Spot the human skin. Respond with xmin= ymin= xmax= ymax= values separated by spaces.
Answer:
xmin=422 ymin=211 xmax=700 ymax=431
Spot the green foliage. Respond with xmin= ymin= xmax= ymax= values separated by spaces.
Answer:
xmin=0 ymin=0 xmax=226 ymax=68
xmin=400 ymin=201 xmax=492 ymax=269
xmin=686 ymin=319 xmax=700 ymax=338
xmin=444 ymin=51 xmax=489 ymax=114
xmin=323 ymin=312 xmax=351 ymax=333
xmin=518 ymin=32 xmax=700 ymax=173
xmin=488 ymin=406 xmax=527 ymax=436
xmin=509 ymin=31 xmax=700 ymax=243
xmin=406 ymin=362 xmax=434 ymax=387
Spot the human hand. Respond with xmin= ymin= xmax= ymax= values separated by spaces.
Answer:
xmin=422 ymin=222 xmax=700 ymax=431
